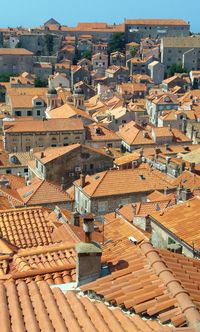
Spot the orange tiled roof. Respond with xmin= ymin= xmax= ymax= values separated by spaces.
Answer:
xmin=0 ymin=279 xmax=182 ymax=331
xmin=47 ymin=102 xmax=93 ymax=121
xmin=74 ymin=168 xmax=175 ymax=198
xmin=0 ymin=48 xmax=33 ymax=55
xmin=173 ymin=171 xmax=200 ymax=191
xmin=0 ymin=206 xmax=54 ymax=249
xmin=118 ymin=199 xmax=175 ymax=221
xmin=81 ymin=241 xmax=200 ymax=328
xmin=86 ymin=123 xmax=121 ymax=142
xmin=4 ymin=118 xmax=84 ymax=133
xmin=17 ymin=177 xmax=72 ymax=206
xmin=33 ymin=143 xmax=112 ymax=165
xmin=147 ymin=190 xmax=176 ymax=202
xmin=125 ymin=19 xmax=189 ymax=26
xmin=117 ymin=121 xmax=154 ymax=146
xmin=151 ymin=196 xmax=200 ymax=249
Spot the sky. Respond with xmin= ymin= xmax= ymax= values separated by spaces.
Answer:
xmin=1 ymin=0 xmax=200 ymax=32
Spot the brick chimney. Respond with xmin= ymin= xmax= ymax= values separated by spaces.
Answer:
xmin=80 ymin=173 xmax=86 ymax=188
xmin=75 ymin=214 xmax=102 ymax=286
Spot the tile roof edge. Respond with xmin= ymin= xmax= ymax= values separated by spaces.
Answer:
xmin=11 ymin=262 xmax=76 ymax=280
xmin=140 ymin=241 xmax=200 ymax=328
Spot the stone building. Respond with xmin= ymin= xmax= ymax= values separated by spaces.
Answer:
xmin=92 ymin=53 xmax=108 ymax=74
xmin=160 ymin=37 xmax=200 ymax=71
xmin=3 ymin=117 xmax=85 ymax=153
xmin=148 ymin=61 xmax=165 ymax=84
xmin=125 ymin=19 xmax=190 ymax=43
xmin=0 ymin=48 xmax=34 ymax=74
xmin=6 ymin=87 xmax=48 ymax=118
xmin=28 ymin=143 xmax=113 ymax=186
xmin=73 ymin=168 xmax=175 ymax=215
xmin=110 ymin=51 xmax=125 ymax=66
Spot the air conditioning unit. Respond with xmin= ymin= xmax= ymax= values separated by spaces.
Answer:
xmin=75 ymin=166 xmax=81 ymax=172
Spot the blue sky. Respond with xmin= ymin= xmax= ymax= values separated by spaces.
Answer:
xmin=1 ymin=0 xmax=200 ymax=32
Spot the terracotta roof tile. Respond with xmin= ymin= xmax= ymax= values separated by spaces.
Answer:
xmin=150 ymin=196 xmax=200 ymax=249
xmin=0 ymin=206 xmax=53 ymax=249
xmin=74 ymin=168 xmax=175 ymax=198
xmin=17 ymin=177 xmax=72 ymax=206
xmin=4 ymin=118 xmax=84 ymax=133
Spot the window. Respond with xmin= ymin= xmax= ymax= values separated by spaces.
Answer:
xmin=35 ymin=101 xmax=42 ymax=106
xmin=168 ymin=237 xmax=176 ymax=245
xmin=36 ymin=160 xmax=39 ymax=168
xmin=27 ymin=111 xmax=32 ymax=116
xmin=37 ymin=110 xmax=41 ymax=116
xmin=26 ymin=146 xmax=30 ymax=151
xmin=6 ymin=169 xmax=11 ymax=174
xmin=90 ymin=164 xmax=94 ymax=170
xmin=41 ymin=165 xmax=44 ymax=173
xmin=75 ymin=136 xmax=80 ymax=139
xmin=107 ymin=143 xmax=113 ymax=148
xmin=15 ymin=111 xmax=21 ymax=116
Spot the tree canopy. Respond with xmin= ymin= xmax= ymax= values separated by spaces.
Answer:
xmin=34 ymin=76 xmax=48 ymax=87
xmin=107 ymin=32 xmax=125 ymax=54
xmin=166 ymin=63 xmax=187 ymax=77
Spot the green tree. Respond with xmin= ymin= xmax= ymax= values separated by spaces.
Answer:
xmin=15 ymin=41 xmax=22 ymax=48
xmin=0 ymin=72 xmax=18 ymax=82
xmin=34 ymin=76 xmax=48 ymax=87
xmin=81 ymin=50 xmax=92 ymax=60
xmin=166 ymin=63 xmax=187 ymax=77
xmin=107 ymin=32 xmax=125 ymax=54
xmin=45 ymin=34 xmax=54 ymax=55
xmin=129 ymin=46 xmax=138 ymax=58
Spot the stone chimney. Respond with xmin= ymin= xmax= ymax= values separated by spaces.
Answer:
xmin=80 ymin=173 xmax=86 ymax=188
xmin=75 ymin=214 xmax=102 ymax=286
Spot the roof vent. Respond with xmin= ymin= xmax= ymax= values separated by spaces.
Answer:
xmin=128 ymin=236 xmax=138 ymax=244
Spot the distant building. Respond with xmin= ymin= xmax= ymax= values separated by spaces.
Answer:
xmin=29 ymin=144 xmax=113 ymax=186
xmin=3 ymin=118 xmax=85 ymax=152
xmin=125 ymin=19 xmax=190 ymax=43
xmin=160 ymin=37 xmax=200 ymax=71
xmin=0 ymin=48 xmax=34 ymax=74
xmin=148 ymin=61 xmax=165 ymax=84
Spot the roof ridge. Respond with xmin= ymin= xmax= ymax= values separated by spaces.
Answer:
xmin=140 ymin=242 xmax=200 ymax=328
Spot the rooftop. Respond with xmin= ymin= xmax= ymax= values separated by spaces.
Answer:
xmin=74 ymin=168 xmax=174 ymax=198
xmin=150 ymin=197 xmax=200 ymax=250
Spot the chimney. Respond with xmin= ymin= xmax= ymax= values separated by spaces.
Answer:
xmin=75 ymin=214 xmax=102 ymax=286
xmin=190 ymin=162 xmax=195 ymax=172
xmin=80 ymin=173 xmax=86 ymax=188
xmin=70 ymin=211 xmax=80 ymax=226
xmin=41 ymin=151 xmax=45 ymax=159
xmin=132 ymin=204 xmax=137 ymax=217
